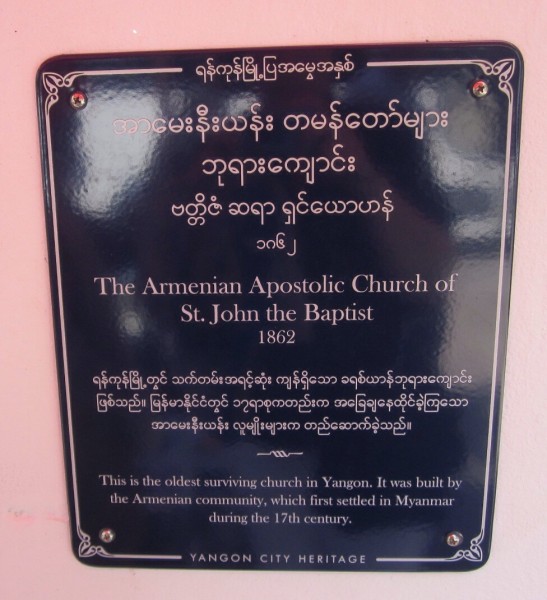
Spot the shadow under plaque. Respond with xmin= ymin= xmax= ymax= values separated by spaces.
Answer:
xmin=37 ymin=42 xmax=523 ymax=571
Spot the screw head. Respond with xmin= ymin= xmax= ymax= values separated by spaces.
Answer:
xmin=70 ymin=90 xmax=87 ymax=109
xmin=99 ymin=528 xmax=115 ymax=543
xmin=446 ymin=531 xmax=464 ymax=547
xmin=471 ymin=80 xmax=489 ymax=98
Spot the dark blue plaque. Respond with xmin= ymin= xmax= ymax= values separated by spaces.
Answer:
xmin=37 ymin=43 xmax=522 ymax=570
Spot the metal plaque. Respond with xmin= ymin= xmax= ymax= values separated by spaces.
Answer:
xmin=37 ymin=43 xmax=523 ymax=570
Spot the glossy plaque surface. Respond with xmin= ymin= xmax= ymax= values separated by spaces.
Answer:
xmin=37 ymin=43 xmax=522 ymax=570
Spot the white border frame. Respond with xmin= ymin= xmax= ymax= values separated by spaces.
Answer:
xmin=40 ymin=54 xmax=517 ymax=565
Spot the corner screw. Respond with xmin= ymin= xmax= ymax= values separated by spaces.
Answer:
xmin=99 ymin=528 xmax=115 ymax=543
xmin=446 ymin=531 xmax=464 ymax=547
xmin=70 ymin=90 xmax=87 ymax=109
xmin=471 ymin=80 xmax=489 ymax=98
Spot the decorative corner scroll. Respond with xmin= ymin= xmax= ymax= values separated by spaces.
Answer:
xmin=471 ymin=59 xmax=516 ymax=102
xmin=42 ymin=72 xmax=84 ymax=114
xmin=257 ymin=450 xmax=304 ymax=458
xmin=77 ymin=525 xmax=111 ymax=559
xmin=446 ymin=530 xmax=484 ymax=563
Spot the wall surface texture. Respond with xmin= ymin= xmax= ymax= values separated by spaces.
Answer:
xmin=0 ymin=1 xmax=545 ymax=598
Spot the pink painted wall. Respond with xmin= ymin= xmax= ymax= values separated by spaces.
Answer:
xmin=1 ymin=1 xmax=545 ymax=598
